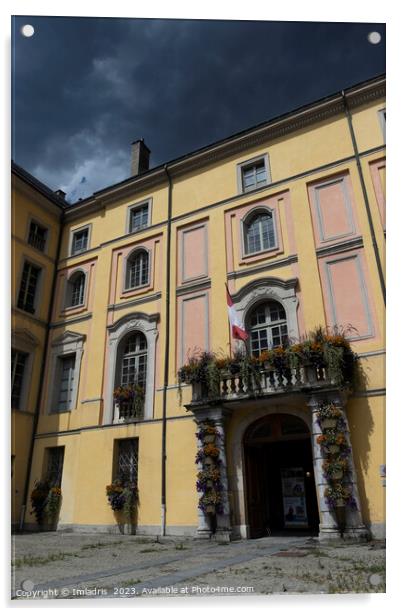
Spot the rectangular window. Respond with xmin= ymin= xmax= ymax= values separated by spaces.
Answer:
xmin=28 ymin=221 xmax=47 ymax=252
xmin=11 ymin=349 xmax=28 ymax=409
xmin=17 ymin=261 xmax=41 ymax=313
xmin=116 ymin=439 xmax=138 ymax=485
xmin=242 ymin=160 xmax=267 ymax=191
xmin=46 ymin=447 xmax=65 ymax=487
xmin=237 ymin=154 xmax=271 ymax=194
xmin=71 ymin=227 xmax=89 ymax=255
xmin=129 ymin=203 xmax=149 ymax=233
xmin=56 ymin=355 xmax=76 ymax=411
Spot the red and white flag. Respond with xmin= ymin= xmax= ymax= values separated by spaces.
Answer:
xmin=226 ymin=285 xmax=248 ymax=341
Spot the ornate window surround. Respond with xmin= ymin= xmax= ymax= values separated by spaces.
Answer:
xmin=230 ymin=276 xmax=300 ymax=344
xmin=46 ymin=331 xmax=86 ymax=414
xmin=105 ymin=312 xmax=159 ymax=424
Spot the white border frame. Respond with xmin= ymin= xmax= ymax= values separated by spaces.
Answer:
xmin=46 ymin=331 xmax=86 ymax=414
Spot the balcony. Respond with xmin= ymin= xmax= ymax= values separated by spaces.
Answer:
xmin=187 ymin=362 xmax=345 ymax=407
xmin=179 ymin=331 xmax=357 ymax=409
xmin=113 ymin=385 xmax=145 ymax=423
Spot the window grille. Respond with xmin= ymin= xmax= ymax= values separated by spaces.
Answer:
xmin=117 ymin=439 xmax=138 ymax=485
xmin=46 ymin=447 xmax=64 ymax=487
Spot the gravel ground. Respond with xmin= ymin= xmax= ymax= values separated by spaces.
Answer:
xmin=11 ymin=532 xmax=385 ymax=600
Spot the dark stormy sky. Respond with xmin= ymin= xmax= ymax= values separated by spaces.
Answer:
xmin=11 ymin=17 xmax=385 ymax=203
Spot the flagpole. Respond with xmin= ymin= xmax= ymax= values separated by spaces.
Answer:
xmin=225 ymin=283 xmax=233 ymax=359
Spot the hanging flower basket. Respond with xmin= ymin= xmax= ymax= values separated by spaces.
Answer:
xmin=322 ymin=418 xmax=337 ymax=430
xmin=204 ymin=434 xmax=215 ymax=444
xmin=204 ymin=456 xmax=214 ymax=465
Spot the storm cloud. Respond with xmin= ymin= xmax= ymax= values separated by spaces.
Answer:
xmin=12 ymin=17 xmax=385 ymax=202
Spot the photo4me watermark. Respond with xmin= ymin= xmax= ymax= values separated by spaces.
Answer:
xmin=15 ymin=580 xmax=255 ymax=599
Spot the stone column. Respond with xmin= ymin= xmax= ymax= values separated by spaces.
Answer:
xmin=307 ymin=391 xmax=368 ymax=541
xmin=192 ymin=407 xmax=233 ymax=541
xmin=214 ymin=412 xmax=232 ymax=542
xmin=194 ymin=416 xmax=213 ymax=539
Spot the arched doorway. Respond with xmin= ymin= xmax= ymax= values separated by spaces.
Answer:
xmin=244 ymin=413 xmax=319 ymax=538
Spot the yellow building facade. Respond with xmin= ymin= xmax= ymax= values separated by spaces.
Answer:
xmin=12 ymin=75 xmax=386 ymax=540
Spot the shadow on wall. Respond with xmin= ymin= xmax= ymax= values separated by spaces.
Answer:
xmin=348 ymin=358 xmax=378 ymax=525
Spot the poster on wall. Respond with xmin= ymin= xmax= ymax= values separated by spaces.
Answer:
xmin=280 ymin=467 xmax=308 ymax=528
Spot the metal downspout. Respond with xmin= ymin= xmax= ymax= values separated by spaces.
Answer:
xmin=342 ymin=90 xmax=386 ymax=304
xmin=161 ymin=164 xmax=173 ymax=536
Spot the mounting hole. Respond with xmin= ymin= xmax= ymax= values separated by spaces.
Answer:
xmin=21 ymin=24 xmax=35 ymax=38
xmin=367 ymin=31 xmax=381 ymax=45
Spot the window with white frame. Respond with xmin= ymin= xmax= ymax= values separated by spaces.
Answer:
xmin=28 ymin=221 xmax=48 ymax=252
xmin=125 ymin=249 xmax=149 ymax=289
xmin=71 ymin=227 xmax=89 ymax=255
xmin=129 ymin=202 xmax=149 ymax=233
xmin=238 ymin=154 xmax=271 ymax=193
xmin=17 ymin=261 xmax=41 ymax=314
xmin=55 ymin=354 xmax=76 ymax=411
xmin=11 ymin=349 xmax=28 ymax=409
xmin=118 ymin=333 xmax=147 ymax=390
xmin=243 ymin=209 xmax=276 ymax=255
xmin=48 ymin=331 xmax=85 ymax=415
xmin=248 ymin=301 xmax=288 ymax=356
xmin=66 ymin=271 xmax=86 ymax=308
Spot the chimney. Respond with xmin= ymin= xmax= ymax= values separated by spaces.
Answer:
xmin=54 ymin=189 xmax=66 ymax=200
xmin=131 ymin=138 xmax=151 ymax=176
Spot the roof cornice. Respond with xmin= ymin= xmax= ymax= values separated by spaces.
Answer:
xmin=61 ymin=74 xmax=385 ymax=220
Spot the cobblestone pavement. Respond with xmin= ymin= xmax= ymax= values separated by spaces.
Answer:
xmin=11 ymin=532 xmax=385 ymax=600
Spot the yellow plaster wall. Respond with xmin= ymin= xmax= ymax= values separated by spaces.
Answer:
xmin=19 ymin=93 xmax=386 ymax=533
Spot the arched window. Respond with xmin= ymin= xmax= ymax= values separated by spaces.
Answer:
xmin=126 ymin=249 xmax=149 ymax=289
xmin=118 ymin=332 xmax=147 ymax=390
xmin=248 ymin=300 xmax=288 ymax=356
xmin=66 ymin=271 xmax=85 ymax=307
xmin=244 ymin=210 xmax=276 ymax=255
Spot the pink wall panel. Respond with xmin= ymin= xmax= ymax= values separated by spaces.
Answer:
xmin=317 ymin=181 xmax=351 ymax=239
xmin=179 ymin=293 xmax=208 ymax=364
xmin=324 ymin=254 xmax=373 ymax=338
xmin=182 ymin=225 xmax=208 ymax=282
xmin=309 ymin=174 xmax=358 ymax=247
xmin=370 ymin=158 xmax=386 ymax=228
